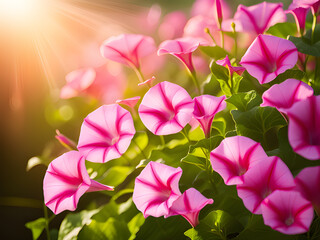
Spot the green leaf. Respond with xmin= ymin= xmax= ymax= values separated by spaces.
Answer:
xmin=225 ymin=90 xmax=262 ymax=112
xmin=289 ymin=35 xmax=320 ymax=57
xmin=125 ymin=131 xmax=148 ymax=159
xmin=189 ymin=136 xmax=224 ymax=153
xmin=200 ymin=46 xmax=228 ymax=60
xmin=266 ymin=22 xmax=297 ymax=39
xmin=211 ymin=120 xmax=226 ymax=137
xmin=202 ymin=74 xmax=221 ymax=96
xmin=216 ymin=78 xmax=232 ymax=96
xmin=210 ymin=61 xmax=229 ymax=81
xmin=58 ymin=209 xmax=100 ymax=240
xmin=25 ymin=218 xmax=46 ymax=240
xmin=181 ymin=154 xmax=207 ymax=171
xmin=128 ymin=213 xmax=145 ymax=240
xmin=92 ymin=201 xmax=119 ymax=222
xmin=78 ymin=218 xmax=131 ymax=240
xmin=271 ymin=69 xmax=306 ymax=84
xmin=231 ymin=107 xmax=286 ymax=150
xmin=99 ymin=166 xmax=134 ymax=187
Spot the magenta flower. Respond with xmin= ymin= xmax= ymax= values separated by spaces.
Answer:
xmin=167 ymin=188 xmax=213 ymax=227
xmin=240 ymin=35 xmax=298 ymax=84
xmin=215 ymin=0 xmax=223 ymax=25
xmin=216 ymin=55 xmax=245 ymax=79
xmin=77 ymin=104 xmax=135 ymax=163
xmin=138 ymin=76 xmax=156 ymax=87
xmin=116 ymin=96 xmax=141 ymax=109
xmin=158 ymin=37 xmax=200 ymax=73
xmin=138 ymin=81 xmax=194 ymax=135
xmin=132 ymin=161 xmax=182 ymax=218
xmin=191 ymin=0 xmax=231 ymax=21
xmin=286 ymin=96 xmax=320 ymax=160
xmin=286 ymin=4 xmax=309 ymax=35
xmin=210 ymin=136 xmax=267 ymax=185
xmin=261 ymin=79 xmax=313 ymax=113
xmin=292 ymin=0 xmax=320 ymax=15
xmin=158 ymin=11 xmax=187 ymax=40
xmin=237 ymin=156 xmax=296 ymax=214
xmin=261 ymin=190 xmax=314 ymax=235
xmin=55 ymin=130 xmax=76 ymax=150
xmin=100 ymin=34 xmax=156 ymax=69
xmin=234 ymin=2 xmax=286 ymax=35
xmin=295 ymin=166 xmax=320 ymax=215
xmin=193 ymin=95 xmax=226 ymax=138
xmin=43 ymin=151 xmax=113 ymax=214
xmin=60 ymin=64 xmax=126 ymax=104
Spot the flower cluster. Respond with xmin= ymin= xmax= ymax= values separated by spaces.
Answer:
xmin=38 ymin=0 xmax=320 ymax=239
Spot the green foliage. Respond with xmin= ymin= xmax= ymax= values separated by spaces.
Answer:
xmin=225 ymin=90 xmax=262 ymax=112
xmin=200 ymin=46 xmax=229 ymax=60
xmin=270 ymin=69 xmax=306 ymax=84
xmin=25 ymin=218 xmax=46 ymax=240
xmin=266 ymin=22 xmax=297 ymax=39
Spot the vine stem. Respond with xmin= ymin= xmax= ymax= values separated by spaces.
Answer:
xmin=43 ymin=204 xmax=51 ymax=240
xmin=311 ymin=13 xmax=317 ymax=44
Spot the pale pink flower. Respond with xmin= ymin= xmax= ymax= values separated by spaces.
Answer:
xmin=60 ymin=64 xmax=126 ymax=104
xmin=116 ymin=96 xmax=141 ymax=108
xmin=138 ymin=76 xmax=156 ymax=87
xmin=210 ymin=136 xmax=267 ymax=185
xmin=77 ymin=104 xmax=135 ymax=163
xmin=261 ymin=79 xmax=313 ymax=113
xmin=261 ymin=190 xmax=314 ymax=235
xmin=43 ymin=151 xmax=113 ymax=214
xmin=191 ymin=0 xmax=231 ymax=21
xmin=234 ymin=2 xmax=286 ymax=35
xmin=287 ymin=96 xmax=320 ymax=160
xmin=158 ymin=37 xmax=200 ymax=73
xmin=158 ymin=11 xmax=187 ymax=40
xmin=240 ymin=35 xmax=298 ymax=84
xmin=286 ymin=4 xmax=309 ymax=35
xmin=167 ymin=188 xmax=213 ymax=227
xmin=216 ymin=55 xmax=245 ymax=79
xmin=133 ymin=161 xmax=182 ymax=218
xmin=237 ymin=156 xmax=296 ymax=214
xmin=138 ymin=81 xmax=194 ymax=135
xmin=136 ymin=4 xmax=162 ymax=35
xmin=295 ymin=166 xmax=320 ymax=215
xmin=193 ymin=95 xmax=226 ymax=138
xmin=100 ymin=34 xmax=156 ymax=69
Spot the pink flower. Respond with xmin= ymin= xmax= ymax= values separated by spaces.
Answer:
xmin=158 ymin=37 xmax=200 ymax=73
xmin=292 ymin=0 xmax=320 ymax=15
xmin=237 ymin=156 xmax=296 ymax=214
xmin=191 ymin=0 xmax=231 ymax=21
xmin=116 ymin=96 xmax=141 ymax=109
xmin=43 ymin=151 xmax=113 ymax=214
xmin=215 ymin=0 xmax=223 ymax=25
xmin=210 ymin=136 xmax=267 ymax=185
xmin=295 ymin=166 xmax=320 ymax=215
xmin=60 ymin=64 xmax=126 ymax=104
xmin=55 ymin=130 xmax=77 ymax=150
xmin=261 ymin=190 xmax=314 ymax=235
xmin=216 ymin=55 xmax=245 ymax=79
xmin=286 ymin=96 xmax=320 ymax=160
xmin=193 ymin=95 xmax=226 ymax=138
xmin=261 ymin=79 xmax=313 ymax=113
xmin=138 ymin=81 xmax=194 ymax=135
xmin=234 ymin=2 xmax=286 ymax=35
xmin=132 ymin=161 xmax=182 ymax=218
xmin=158 ymin=11 xmax=187 ymax=40
xmin=167 ymin=188 xmax=213 ymax=227
xmin=77 ymin=104 xmax=135 ymax=163
xmin=286 ymin=4 xmax=309 ymax=35
xmin=240 ymin=35 xmax=298 ymax=84
xmin=138 ymin=76 xmax=156 ymax=87
xmin=100 ymin=34 xmax=156 ymax=69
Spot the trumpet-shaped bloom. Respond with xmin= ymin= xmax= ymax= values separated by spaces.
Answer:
xmin=287 ymin=96 xmax=320 ymax=160
xmin=261 ymin=190 xmax=314 ymax=235
xmin=60 ymin=64 xmax=126 ymax=104
xmin=77 ymin=104 xmax=135 ymax=163
xmin=43 ymin=151 xmax=113 ymax=214
xmin=240 ymin=35 xmax=298 ymax=84
xmin=138 ymin=81 xmax=194 ymax=135
xmin=168 ymin=188 xmax=213 ymax=227
xmin=100 ymin=34 xmax=156 ymax=69
xmin=295 ymin=166 xmax=320 ymax=215
xmin=55 ymin=130 xmax=76 ymax=150
xmin=193 ymin=95 xmax=226 ymax=138
xmin=133 ymin=161 xmax=182 ymax=218
xmin=292 ymin=0 xmax=320 ymax=15
xmin=261 ymin=79 xmax=313 ymax=113
xmin=216 ymin=55 xmax=245 ymax=79
xmin=234 ymin=2 xmax=286 ymax=35
xmin=210 ymin=136 xmax=267 ymax=185
xmin=158 ymin=38 xmax=200 ymax=73
xmin=116 ymin=96 xmax=141 ymax=108
xmin=237 ymin=156 xmax=296 ymax=214
xmin=191 ymin=0 xmax=231 ymax=21
xmin=158 ymin=11 xmax=187 ymax=40
xmin=286 ymin=4 xmax=309 ymax=34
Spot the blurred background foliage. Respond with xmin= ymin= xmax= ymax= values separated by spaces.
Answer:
xmin=0 ymin=0 xmax=291 ymax=239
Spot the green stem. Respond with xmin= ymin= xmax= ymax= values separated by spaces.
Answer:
xmin=159 ymin=135 xmax=165 ymax=146
xmin=189 ymin=70 xmax=201 ymax=95
xmin=133 ymin=139 xmax=147 ymax=159
xmin=218 ymin=22 xmax=225 ymax=49
xmin=132 ymin=66 xmax=147 ymax=86
xmin=231 ymin=22 xmax=238 ymax=60
xmin=311 ymin=13 xmax=317 ymax=44
xmin=43 ymin=204 xmax=51 ymax=240
xmin=204 ymin=27 xmax=217 ymax=46
xmin=181 ymin=128 xmax=191 ymax=144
